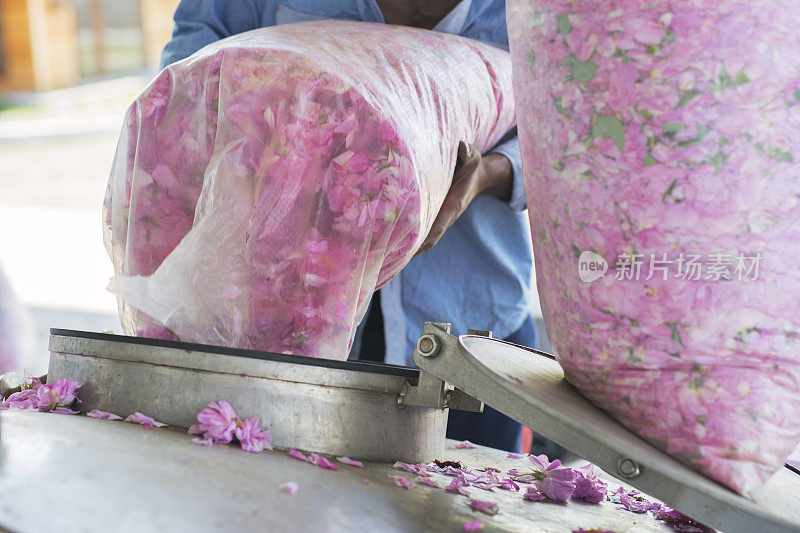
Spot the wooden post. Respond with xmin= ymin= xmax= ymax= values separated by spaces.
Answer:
xmin=0 ymin=0 xmax=36 ymax=91
xmin=0 ymin=0 xmax=80 ymax=92
xmin=89 ymin=0 xmax=105 ymax=75
xmin=139 ymin=0 xmax=180 ymax=72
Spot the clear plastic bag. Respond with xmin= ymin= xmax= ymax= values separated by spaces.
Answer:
xmin=509 ymin=0 xmax=800 ymax=493
xmin=104 ymin=21 xmax=515 ymax=359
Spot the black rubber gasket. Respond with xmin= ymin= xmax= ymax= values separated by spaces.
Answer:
xmin=50 ymin=329 xmax=419 ymax=380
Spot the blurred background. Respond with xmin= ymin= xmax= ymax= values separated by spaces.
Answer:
xmin=0 ymin=0 xmax=180 ymax=374
xmin=0 ymin=0 xmax=550 ymax=376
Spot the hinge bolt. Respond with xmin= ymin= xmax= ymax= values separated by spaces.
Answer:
xmin=417 ymin=334 xmax=441 ymax=358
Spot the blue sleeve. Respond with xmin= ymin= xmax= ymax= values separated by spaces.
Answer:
xmin=488 ymin=129 xmax=527 ymax=212
xmin=160 ymin=0 xmax=273 ymax=68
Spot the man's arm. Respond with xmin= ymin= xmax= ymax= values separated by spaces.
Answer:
xmin=487 ymin=129 xmax=527 ymax=212
xmin=160 ymin=0 xmax=271 ymax=68
xmin=414 ymin=129 xmax=527 ymax=257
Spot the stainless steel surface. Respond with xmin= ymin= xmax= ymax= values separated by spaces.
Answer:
xmin=411 ymin=322 xmax=800 ymax=533
xmin=47 ymin=330 xmax=446 ymax=463
xmin=0 ymin=411 xmax=676 ymax=533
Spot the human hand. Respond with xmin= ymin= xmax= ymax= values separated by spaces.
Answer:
xmin=414 ymin=141 xmax=513 ymax=257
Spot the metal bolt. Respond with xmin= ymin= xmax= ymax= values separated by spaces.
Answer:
xmin=417 ymin=334 xmax=441 ymax=358
xmin=617 ymin=457 xmax=640 ymax=479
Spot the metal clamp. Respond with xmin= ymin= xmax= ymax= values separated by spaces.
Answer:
xmin=397 ymin=323 xmax=483 ymax=413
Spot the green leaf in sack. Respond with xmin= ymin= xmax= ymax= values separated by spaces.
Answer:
xmin=591 ymin=115 xmax=626 ymax=153
xmin=572 ymin=59 xmax=597 ymax=85
xmin=557 ymin=13 xmax=572 ymax=35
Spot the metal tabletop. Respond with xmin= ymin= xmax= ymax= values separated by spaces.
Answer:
xmin=0 ymin=411 xmax=675 ymax=533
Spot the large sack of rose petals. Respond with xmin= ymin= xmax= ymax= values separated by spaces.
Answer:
xmin=508 ymin=0 xmax=800 ymax=494
xmin=103 ymin=21 xmax=516 ymax=359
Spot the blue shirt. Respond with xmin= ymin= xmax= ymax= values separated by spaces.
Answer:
xmin=161 ymin=0 xmax=534 ymax=365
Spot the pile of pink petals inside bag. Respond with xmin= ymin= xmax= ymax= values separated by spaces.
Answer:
xmin=508 ymin=0 xmax=800 ymax=494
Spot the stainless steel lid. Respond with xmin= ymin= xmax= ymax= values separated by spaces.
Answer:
xmin=47 ymin=328 xmax=457 ymax=463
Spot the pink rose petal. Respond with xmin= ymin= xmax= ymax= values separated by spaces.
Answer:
xmin=442 ymin=466 xmax=464 ymax=477
xmin=124 ymin=412 xmax=167 ymax=429
xmin=523 ymin=482 xmax=546 ymax=501
xmin=393 ymin=461 xmax=429 ymax=476
xmin=308 ymin=453 xmax=339 ymax=470
xmin=288 ymin=449 xmax=308 ymax=462
xmin=1 ymin=388 xmax=40 ymax=411
xmin=613 ymin=487 xmax=650 ymax=513
xmin=391 ymin=476 xmax=414 ymax=490
xmin=192 ymin=436 xmax=213 ymax=447
xmin=456 ymin=440 xmax=478 ymax=449
xmin=51 ymin=407 xmax=79 ymax=415
xmin=649 ymin=503 xmax=713 ymax=532
xmin=446 ymin=475 xmax=471 ymax=496
xmin=337 ymin=456 xmax=364 ymax=468
xmin=279 ymin=481 xmax=299 ymax=495
xmin=572 ymin=464 xmax=608 ymax=503
xmin=527 ymin=454 xmax=576 ymax=502
xmin=417 ymin=476 xmax=440 ymax=488
xmin=235 ymin=417 xmax=272 ymax=452
xmin=189 ymin=402 xmax=271 ymax=452
xmin=190 ymin=401 xmax=238 ymax=444
xmin=497 ymin=478 xmax=520 ymax=491
xmin=33 ymin=379 xmax=80 ymax=412
xmin=463 ymin=521 xmax=485 ymax=531
xmin=87 ymin=409 xmax=123 ymax=420
xmin=469 ymin=499 xmax=499 ymax=515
